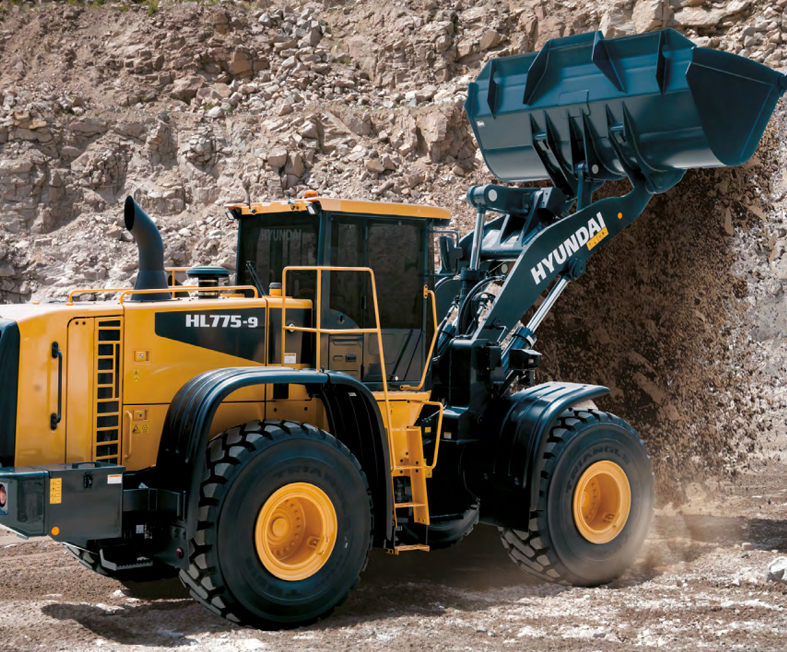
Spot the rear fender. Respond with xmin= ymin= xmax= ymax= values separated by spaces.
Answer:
xmin=494 ymin=382 xmax=610 ymax=511
xmin=154 ymin=367 xmax=392 ymax=545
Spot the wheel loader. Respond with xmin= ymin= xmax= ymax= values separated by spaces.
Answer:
xmin=0 ymin=29 xmax=784 ymax=628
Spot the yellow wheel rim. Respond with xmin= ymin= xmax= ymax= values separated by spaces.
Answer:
xmin=572 ymin=461 xmax=631 ymax=544
xmin=255 ymin=482 xmax=338 ymax=581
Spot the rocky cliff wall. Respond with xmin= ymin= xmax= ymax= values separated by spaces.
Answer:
xmin=1 ymin=0 xmax=786 ymax=500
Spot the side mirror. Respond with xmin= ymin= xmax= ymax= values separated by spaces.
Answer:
xmin=439 ymin=235 xmax=463 ymax=274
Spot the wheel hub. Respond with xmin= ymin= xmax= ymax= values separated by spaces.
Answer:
xmin=255 ymin=482 xmax=338 ymax=581
xmin=572 ymin=461 xmax=631 ymax=544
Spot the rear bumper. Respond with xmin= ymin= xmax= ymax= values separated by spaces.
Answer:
xmin=0 ymin=462 xmax=124 ymax=540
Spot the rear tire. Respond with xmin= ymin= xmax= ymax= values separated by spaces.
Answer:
xmin=500 ymin=409 xmax=654 ymax=586
xmin=179 ymin=420 xmax=373 ymax=629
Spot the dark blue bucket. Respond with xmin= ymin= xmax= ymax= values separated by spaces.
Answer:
xmin=466 ymin=29 xmax=786 ymax=193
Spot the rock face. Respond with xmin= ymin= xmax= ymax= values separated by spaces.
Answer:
xmin=0 ymin=0 xmax=786 ymax=499
xmin=767 ymin=557 xmax=787 ymax=583
xmin=632 ymin=0 xmax=668 ymax=33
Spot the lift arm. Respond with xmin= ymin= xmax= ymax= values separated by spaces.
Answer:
xmin=470 ymin=176 xmax=651 ymax=346
xmin=431 ymin=28 xmax=786 ymax=411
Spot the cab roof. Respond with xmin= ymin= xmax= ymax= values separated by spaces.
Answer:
xmin=225 ymin=196 xmax=451 ymax=221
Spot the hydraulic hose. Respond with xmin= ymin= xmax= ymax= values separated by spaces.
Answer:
xmin=456 ymin=275 xmax=505 ymax=336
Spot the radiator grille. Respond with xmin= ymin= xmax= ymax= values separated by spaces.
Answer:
xmin=93 ymin=319 xmax=122 ymax=464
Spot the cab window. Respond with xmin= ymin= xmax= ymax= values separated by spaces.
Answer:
xmin=239 ymin=213 xmax=319 ymax=298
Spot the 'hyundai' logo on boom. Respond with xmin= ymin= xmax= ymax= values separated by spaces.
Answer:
xmin=530 ymin=213 xmax=608 ymax=284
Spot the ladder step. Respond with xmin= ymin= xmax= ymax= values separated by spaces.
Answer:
xmin=396 ymin=544 xmax=429 ymax=552
xmin=387 ymin=544 xmax=430 ymax=555
xmin=394 ymin=502 xmax=425 ymax=509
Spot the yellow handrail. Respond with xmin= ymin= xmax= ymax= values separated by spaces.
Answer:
xmin=281 ymin=266 xmax=393 ymax=440
xmin=67 ymin=273 xmax=205 ymax=303
xmin=164 ymin=266 xmax=192 ymax=285
xmin=117 ymin=285 xmax=259 ymax=304
xmin=67 ymin=288 xmax=133 ymax=304
xmin=123 ymin=411 xmax=134 ymax=461
xmin=399 ymin=285 xmax=438 ymax=391
xmin=164 ymin=267 xmax=194 ymax=297
xmin=424 ymin=400 xmax=444 ymax=471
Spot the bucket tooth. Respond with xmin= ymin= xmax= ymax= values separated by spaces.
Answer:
xmin=656 ymin=30 xmax=668 ymax=93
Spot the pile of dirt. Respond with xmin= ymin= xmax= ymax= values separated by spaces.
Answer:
xmin=534 ymin=105 xmax=787 ymax=502
xmin=0 ymin=0 xmax=786 ymax=500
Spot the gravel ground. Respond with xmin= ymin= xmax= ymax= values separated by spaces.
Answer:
xmin=1 ymin=466 xmax=786 ymax=652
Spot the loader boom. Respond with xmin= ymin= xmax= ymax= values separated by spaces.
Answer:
xmin=431 ymin=28 xmax=787 ymax=412
xmin=469 ymin=176 xmax=651 ymax=346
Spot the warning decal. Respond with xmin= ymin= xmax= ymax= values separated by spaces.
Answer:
xmin=587 ymin=226 xmax=609 ymax=251
xmin=49 ymin=478 xmax=62 ymax=505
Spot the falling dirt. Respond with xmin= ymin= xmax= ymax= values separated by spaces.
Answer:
xmin=533 ymin=102 xmax=787 ymax=504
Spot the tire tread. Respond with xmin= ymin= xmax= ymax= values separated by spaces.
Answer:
xmin=500 ymin=409 xmax=653 ymax=586
xmin=179 ymin=419 xmax=373 ymax=629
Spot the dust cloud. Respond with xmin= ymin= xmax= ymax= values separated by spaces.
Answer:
xmin=532 ymin=111 xmax=787 ymax=504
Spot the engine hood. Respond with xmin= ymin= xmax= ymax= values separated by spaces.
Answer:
xmin=0 ymin=301 xmax=124 ymax=325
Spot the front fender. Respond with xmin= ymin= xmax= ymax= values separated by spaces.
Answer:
xmin=155 ymin=367 xmax=392 ymax=545
xmin=494 ymin=382 xmax=610 ymax=511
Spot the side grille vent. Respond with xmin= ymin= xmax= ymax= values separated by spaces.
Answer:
xmin=94 ymin=319 xmax=122 ymax=464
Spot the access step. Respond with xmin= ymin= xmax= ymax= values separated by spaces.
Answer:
xmin=386 ymin=544 xmax=430 ymax=555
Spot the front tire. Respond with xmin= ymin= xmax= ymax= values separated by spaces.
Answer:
xmin=180 ymin=420 xmax=372 ymax=629
xmin=501 ymin=409 xmax=654 ymax=586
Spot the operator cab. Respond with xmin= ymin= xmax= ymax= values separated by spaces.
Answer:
xmin=231 ymin=197 xmax=450 ymax=389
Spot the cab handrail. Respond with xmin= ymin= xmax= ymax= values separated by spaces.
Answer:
xmin=399 ymin=286 xmax=438 ymax=392
xmin=281 ymin=266 xmax=393 ymax=439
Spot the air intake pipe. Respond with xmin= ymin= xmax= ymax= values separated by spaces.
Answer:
xmin=124 ymin=196 xmax=172 ymax=302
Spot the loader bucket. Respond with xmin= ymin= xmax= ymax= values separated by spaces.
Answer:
xmin=466 ymin=29 xmax=787 ymax=194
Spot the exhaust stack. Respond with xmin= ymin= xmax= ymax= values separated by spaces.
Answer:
xmin=124 ymin=196 xmax=172 ymax=302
